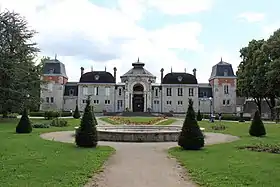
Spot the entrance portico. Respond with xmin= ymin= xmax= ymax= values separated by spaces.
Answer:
xmin=132 ymin=84 xmax=144 ymax=112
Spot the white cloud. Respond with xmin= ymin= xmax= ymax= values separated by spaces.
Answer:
xmin=147 ymin=0 xmax=213 ymax=15
xmin=1 ymin=0 xmax=205 ymax=83
xmin=237 ymin=12 xmax=265 ymax=23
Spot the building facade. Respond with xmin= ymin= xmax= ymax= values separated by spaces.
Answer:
xmin=40 ymin=58 xmax=237 ymax=114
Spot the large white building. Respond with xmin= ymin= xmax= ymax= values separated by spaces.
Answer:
xmin=40 ymin=58 xmax=237 ymax=114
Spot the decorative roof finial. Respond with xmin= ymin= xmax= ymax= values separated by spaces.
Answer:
xmin=184 ymin=68 xmax=186 ymax=73
xmin=105 ymin=66 xmax=106 ymax=72
xmin=91 ymin=66 xmax=93 ymax=72
xmin=220 ymin=57 xmax=223 ymax=62
xmin=171 ymin=67 xmax=173 ymax=73
xmin=54 ymin=53 xmax=57 ymax=60
xmin=137 ymin=57 xmax=140 ymax=63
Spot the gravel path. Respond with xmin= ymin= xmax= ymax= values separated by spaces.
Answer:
xmin=40 ymin=131 xmax=239 ymax=187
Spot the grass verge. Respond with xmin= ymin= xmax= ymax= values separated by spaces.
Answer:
xmin=0 ymin=118 xmax=115 ymax=187
xmin=169 ymin=121 xmax=280 ymax=187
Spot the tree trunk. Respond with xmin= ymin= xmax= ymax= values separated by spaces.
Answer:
xmin=265 ymin=96 xmax=276 ymax=120
xmin=2 ymin=110 xmax=8 ymax=118
xmin=254 ymin=98 xmax=262 ymax=115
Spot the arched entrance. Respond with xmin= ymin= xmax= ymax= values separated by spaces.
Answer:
xmin=133 ymin=84 xmax=144 ymax=112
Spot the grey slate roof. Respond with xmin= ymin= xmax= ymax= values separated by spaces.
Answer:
xmin=43 ymin=59 xmax=68 ymax=78
xmin=120 ymin=59 xmax=156 ymax=78
xmin=209 ymin=58 xmax=235 ymax=80
xmin=64 ymin=84 xmax=78 ymax=96
xmin=79 ymin=71 xmax=115 ymax=83
xmin=162 ymin=72 xmax=198 ymax=84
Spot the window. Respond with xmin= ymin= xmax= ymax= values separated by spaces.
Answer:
xmin=118 ymin=88 xmax=122 ymax=96
xmin=203 ymin=92 xmax=207 ymax=97
xmin=227 ymin=100 xmax=230 ymax=105
xmin=93 ymin=100 xmax=99 ymax=104
xmin=94 ymin=87 xmax=99 ymax=95
xmin=166 ymin=101 xmax=172 ymax=105
xmin=105 ymin=100 xmax=111 ymax=105
xmin=105 ymin=87 xmax=110 ymax=96
xmin=117 ymin=100 xmax=123 ymax=110
xmin=223 ymin=100 xmax=226 ymax=105
xmin=50 ymin=97 xmax=54 ymax=103
xmin=83 ymin=86 xmax=88 ymax=95
xmin=154 ymin=100 xmax=159 ymax=104
xmin=69 ymin=89 xmax=74 ymax=96
xmin=178 ymin=101 xmax=183 ymax=105
xmin=189 ymin=88 xmax=194 ymax=96
xmin=49 ymin=68 xmax=54 ymax=74
xmin=224 ymin=85 xmax=229 ymax=94
xmin=46 ymin=97 xmax=49 ymax=103
xmin=155 ymin=88 xmax=159 ymax=97
xmin=166 ymin=88 xmax=172 ymax=96
xmin=82 ymin=99 xmax=87 ymax=103
xmin=177 ymin=88 xmax=183 ymax=96
xmin=224 ymin=69 xmax=228 ymax=76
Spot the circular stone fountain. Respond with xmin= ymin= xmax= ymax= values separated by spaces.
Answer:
xmin=90 ymin=125 xmax=205 ymax=142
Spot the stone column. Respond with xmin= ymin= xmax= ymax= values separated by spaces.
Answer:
xmin=147 ymin=91 xmax=152 ymax=109
xmin=125 ymin=91 xmax=129 ymax=110
xmin=129 ymin=93 xmax=132 ymax=110
xmin=144 ymin=92 xmax=147 ymax=112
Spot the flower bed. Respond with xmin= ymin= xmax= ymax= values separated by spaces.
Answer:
xmin=108 ymin=116 xmax=165 ymax=125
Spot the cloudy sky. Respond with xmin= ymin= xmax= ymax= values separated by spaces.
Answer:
xmin=1 ymin=0 xmax=279 ymax=83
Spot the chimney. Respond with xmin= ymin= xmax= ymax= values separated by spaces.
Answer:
xmin=80 ymin=67 xmax=84 ymax=76
xmin=160 ymin=68 xmax=164 ymax=83
xmin=193 ymin=68 xmax=197 ymax=77
xmin=113 ymin=67 xmax=117 ymax=82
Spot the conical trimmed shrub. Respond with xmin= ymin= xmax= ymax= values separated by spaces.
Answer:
xmin=73 ymin=104 xmax=81 ymax=119
xmin=249 ymin=110 xmax=266 ymax=137
xmin=178 ymin=99 xmax=204 ymax=150
xmin=75 ymin=98 xmax=98 ymax=148
xmin=197 ymin=110 xmax=202 ymax=121
xmin=16 ymin=108 xmax=32 ymax=133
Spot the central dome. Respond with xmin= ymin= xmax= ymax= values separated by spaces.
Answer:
xmin=120 ymin=58 xmax=156 ymax=79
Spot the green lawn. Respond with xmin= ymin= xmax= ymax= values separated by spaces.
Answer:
xmin=99 ymin=116 xmax=177 ymax=125
xmin=156 ymin=118 xmax=177 ymax=125
xmin=169 ymin=121 xmax=280 ymax=187
xmin=0 ymin=118 xmax=115 ymax=187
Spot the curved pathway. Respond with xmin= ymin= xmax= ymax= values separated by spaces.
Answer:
xmin=40 ymin=131 xmax=239 ymax=187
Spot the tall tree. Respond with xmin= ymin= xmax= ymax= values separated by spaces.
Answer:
xmin=0 ymin=10 xmax=40 ymax=117
xmin=237 ymin=39 xmax=268 ymax=114
xmin=263 ymin=29 xmax=280 ymax=117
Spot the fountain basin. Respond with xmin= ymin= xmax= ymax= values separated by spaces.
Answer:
xmin=85 ymin=125 xmax=205 ymax=142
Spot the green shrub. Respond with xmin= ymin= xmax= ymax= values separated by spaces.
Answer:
xmin=178 ymin=99 xmax=204 ymax=150
xmin=203 ymin=113 xmax=251 ymax=121
xmin=32 ymin=123 xmax=50 ymax=128
xmin=29 ymin=111 xmax=72 ymax=118
xmin=75 ymin=98 xmax=98 ymax=148
xmin=73 ymin=105 xmax=81 ymax=119
xmin=50 ymin=118 xmax=68 ymax=127
xmin=16 ymin=108 xmax=32 ymax=134
xmin=249 ymin=110 xmax=266 ymax=137
xmin=211 ymin=124 xmax=226 ymax=130
xmin=196 ymin=110 xmax=202 ymax=121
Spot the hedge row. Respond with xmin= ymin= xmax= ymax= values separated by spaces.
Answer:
xmin=29 ymin=111 xmax=72 ymax=117
xmin=202 ymin=114 xmax=251 ymax=121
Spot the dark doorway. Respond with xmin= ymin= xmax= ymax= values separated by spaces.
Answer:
xmin=133 ymin=84 xmax=144 ymax=112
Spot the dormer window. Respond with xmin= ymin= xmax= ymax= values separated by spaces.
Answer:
xmin=49 ymin=68 xmax=54 ymax=74
xmin=94 ymin=75 xmax=99 ymax=80
xmin=224 ymin=69 xmax=228 ymax=76
xmin=177 ymin=76 xmax=183 ymax=82
xmin=69 ymin=89 xmax=74 ymax=96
